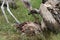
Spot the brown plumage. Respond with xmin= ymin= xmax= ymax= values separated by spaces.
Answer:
xmin=47 ymin=2 xmax=60 ymax=24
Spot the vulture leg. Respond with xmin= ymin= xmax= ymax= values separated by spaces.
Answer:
xmin=6 ymin=1 xmax=20 ymax=24
xmin=1 ymin=1 xmax=9 ymax=23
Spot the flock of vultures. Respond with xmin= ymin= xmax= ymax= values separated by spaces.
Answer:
xmin=0 ymin=0 xmax=60 ymax=35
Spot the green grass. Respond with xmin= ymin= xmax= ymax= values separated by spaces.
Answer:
xmin=0 ymin=0 xmax=60 ymax=40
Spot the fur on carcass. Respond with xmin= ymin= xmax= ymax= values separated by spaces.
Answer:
xmin=14 ymin=21 xmax=42 ymax=35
